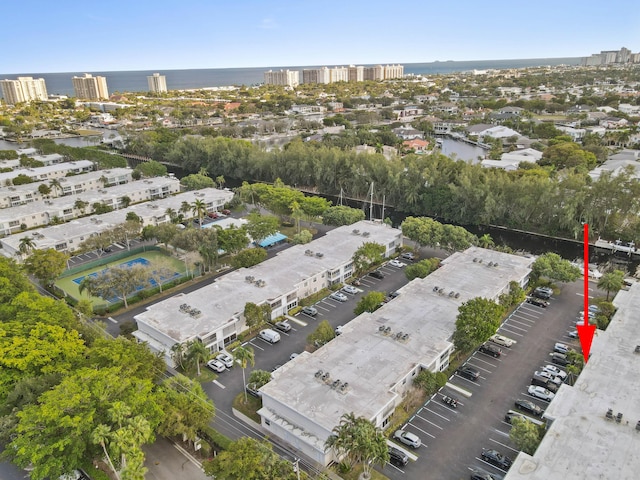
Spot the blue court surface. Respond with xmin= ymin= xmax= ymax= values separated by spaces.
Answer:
xmin=72 ymin=257 xmax=151 ymax=285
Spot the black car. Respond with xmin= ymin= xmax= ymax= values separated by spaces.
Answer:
xmin=532 ymin=286 xmax=552 ymax=300
xmin=457 ymin=365 xmax=480 ymax=381
xmin=470 ymin=469 xmax=501 ymax=480
xmin=478 ymin=342 xmax=502 ymax=358
xmin=369 ymin=270 xmax=385 ymax=279
xmin=550 ymin=352 xmax=571 ymax=367
xmin=504 ymin=410 xmax=529 ymax=424
xmin=481 ymin=449 xmax=512 ymax=470
xmin=388 ymin=446 xmax=409 ymax=467
xmin=526 ymin=297 xmax=549 ymax=307
xmin=245 ymin=383 xmax=262 ymax=398
xmin=514 ymin=399 xmax=543 ymax=417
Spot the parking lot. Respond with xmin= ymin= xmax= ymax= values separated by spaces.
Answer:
xmin=383 ymin=279 xmax=600 ymax=480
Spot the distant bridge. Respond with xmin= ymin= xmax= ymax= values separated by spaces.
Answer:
xmin=118 ymin=152 xmax=182 ymax=169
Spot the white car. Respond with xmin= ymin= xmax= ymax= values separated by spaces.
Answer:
xmin=216 ymin=351 xmax=234 ymax=368
xmin=489 ymin=334 xmax=516 ymax=348
xmin=329 ymin=292 xmax=348 ymax=302
xmin=335 ymin=325 xmax=344 ymax=335
xmin=528 ymin=385 xmax=555 ymax=402
xmin=541 ymin=364 xmax=567 ymax=380
xmin=389 ymin=259 xmax=406 ymax=268
xmin=342 ymin=285 xmax=359 ymax=295
xmin=206 ymin=359 xmax=226 ymax=373
xmin=393 ymin=430 xmax=421 ymax=448
xmin=534 ymin=370 xmax=563 ymax=385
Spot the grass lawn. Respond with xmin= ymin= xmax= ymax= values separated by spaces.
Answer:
xmin=55 ymin=249 xmax=186 ymax=306
xmin=336 ymin=464 xmax=390 ymax=480
xmin=232 ymin=392 xmax=262 ymax=423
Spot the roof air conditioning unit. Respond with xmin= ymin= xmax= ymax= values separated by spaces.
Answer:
xmin=352 ymin=229 xmax=360 ymax=235
xmin=315 ymin=370 xmax=324 ymax=378
xmin=378 ymin=325 xmax=385 ymax=332
xmin=449 ymin=291 xmax=455 ymax=297
xmin=433 ymin=286 xmax=439 ymax=292
xmin=473 ymin=258 xmax=478 ymax=262
xmin=455 ymin=292 xmax=460 ymax=299
xmin=315 ymin=252 xmax=324 ymax=258
xmin=488 ymin=262 xmax=494 ymax=267
xmin=322 ymin=372 xmax=330 ymax=381
xmin=331 ymin=379 xmax=341 ymax=389
xmin=493 ymin=263 xmax=498 ymax=267
xmin=362 ymin=232 xmax=370 ymax=237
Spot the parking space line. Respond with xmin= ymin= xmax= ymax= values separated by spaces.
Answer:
xmin=453 ymin=374 xmax=482 ymax=385
xmin=471 ymin=356 xmax=499 ymax=368
xmin=493 ymin=427 xmax=511 ymax=437
xmin=212 ymin=380 xmax=225 ymax=389
xmin=466 ymin=362 xmax=492 ymax=374
xmin=518 ymin=308 xmax=543 ymax=317
xmin=407 ymin=423 xmax=436 ymax=439
xmin=414 ymin=414 xmax=445 ymax=430
xmin=489 ymin=437 xmax=520 ymax=454
xmin=501 ymin=322 xmax=529 ymax=332
xmin=498 ymin=327 xmax=524 ymax=337
xmin=506 ymin=317 xmax=535 ymax=328
xmin=476 ymin=457 xmax=508 ymax=473
xmin=249 ymin=341 xmax=265 ymax=351
xmin=509 ymin=313 xmax=537 ymax=323
xmin=422 ymin=407 xmax=451 ymax=422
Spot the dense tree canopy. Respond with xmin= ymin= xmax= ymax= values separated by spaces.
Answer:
xmin=453 ymin=298 xmax=505 ymax=352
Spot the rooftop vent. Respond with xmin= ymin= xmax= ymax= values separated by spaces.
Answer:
xmin=305 ymin=249 xmax=314 ymax=256
xmin=245 ymin=275 xmax=255 ymax=283
xmin=315 ymin=252 xmax=324 ymax=258
xmin=315 ymin=369 xmax=324 ymax=378
xmin=362 ymin=231 xmax=370 ymax=237
xmin=433 ymin=286 xmax=439 ymax=292
xmin=378 ymin=325 xmax=385 ymax=332
xmin=331 ymin=379 xmax=341 ymax=389
xmin=473 ymin=258 xmax=478 ymax=262
xmin=339 ymin=382 xmax=349 ymax=393
xmin=449 ymin=291 xmax=455 ymax=297
xmin=488 ymin=262 xmax=494 ymax=267
xmin=322 ymin=372 xmax=331 ymax=382
xmin=438 ymin=288 xmax=444 ymax=295
xmin=352 ymin=229 xmax=360 ymax=235
xmin=254 ymin=279 xmax=266 ymax=287
xmin=455 ymin=292 xmax=460 ymax=299
xmin=635 ymin=345 xmax=640 ymax=354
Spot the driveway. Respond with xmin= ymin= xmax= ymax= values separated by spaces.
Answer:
xmin=144 ymin=437 xmax=209 ymax=480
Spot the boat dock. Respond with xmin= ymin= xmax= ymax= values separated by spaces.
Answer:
xmin=594 ymin=238 xmax=639 ymax=257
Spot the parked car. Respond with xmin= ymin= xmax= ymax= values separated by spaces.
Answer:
xmin=245 ymin=383 xmax=261 ymax=398
xmin=289 ymin=352 xmax=299 ymax=361
xmin=514 ymin=399 xmax=543 ymax=417
xmin=329 ymin=291 xmax=348 ymax=302
xmin=550 ymin=352 xmax=571 ymax=366
xmin=216 ymin=351 xmax=234 ymax=368
xmin=489 ymin=334 xmax=516 ymax=348
xmin=206 ymin=359 xmax=226 ymax=373
xmin=342 ymin=284 xmax=359 ymax=295
xmin=275 ymin=320 xmax=292 ymax=332
xmin=369 ymin=270 xmax=385 ymax=279
xmin=470 ymin=469 xmax=501 ymax=480
xmin=504 ymin=410 xmax=529 ymax=424
xmin=554 ymin=342 xmax=572 ymax=354
xmin=335 ymin=325 xmax=344 ymax=336
xmin=301 ymin=306 xmax=318 ymax=316
xmin=528 ymin=385 xmax=555 ymax=402
xmin=534 ymin=370 xmax=563 ymax=385
xmin=530 ymin=374 xmax=559 ymax=393
xmin=532 ymin=286 xmax=553 ymax=299
xmin=389 ymin=259 xmax=406 ymax=268
xmin=589 ymin=304 xmax=601 ymax=313
xmin=568 ymin=329 xmax=579 ymax=338
xmin=481 ymin=448 xmax=512 ymax=470
xmin=221 ymin=209 xmax=231 ymax=215
xmin=258 ymin=328 xmax=281 ymax=344
xmin=478 ymin=342 xmax=502 ymax=358
xmin=526 ymin=297 xmax=549 ymax=307
xmin=457 ymin=365 xmax=480 ymax=381
xmin=401 ymin=252 xmax=415 ymax=261
xmin=541 ymin=364 xmax=567 ymax=380
xmin=388 ymin=446 xmax=409 ymax=467
xmin=393 ymin=430 xmax=421 ymax=449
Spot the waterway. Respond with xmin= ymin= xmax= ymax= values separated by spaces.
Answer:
xmin=440 ymin=137 xmax=488 ymax=163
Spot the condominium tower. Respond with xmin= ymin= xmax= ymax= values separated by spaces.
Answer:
xmin=147 ymin=73 xmax=167 ymax=93
xmin=71 ymin=73 xmax=109 ymax=100
xmin=263 ymin=69 xmax=300 ymax=88
xmin=0 ymin=77 xmax=48 ymax=105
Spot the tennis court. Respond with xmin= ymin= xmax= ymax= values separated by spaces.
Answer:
xmin=55 ymin=250 xmax=186 ymax=306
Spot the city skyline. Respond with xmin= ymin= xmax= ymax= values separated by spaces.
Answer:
xmin=2 ymin=0 xmax=638 ymax=74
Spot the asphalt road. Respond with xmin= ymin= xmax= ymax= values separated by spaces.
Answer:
xmin=381 ymin=277 xmax=604 ymax=480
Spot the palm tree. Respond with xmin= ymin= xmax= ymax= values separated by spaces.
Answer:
xmin=234 ymin=345 xmax=255 ymax=403
xmin=171 ymin=342 xmax=187 ymax=370
xmin=597 ymin=270 xmax=624 ymax=301
xmin=49 ymin=178 xmax=62 ymax=198
xmin=18 ymin=236 xmax=36 ymax=256
xmin=180 ymin=200 xmax=191 ymax=216
xmin=74 ymin=199 xmax=89 ymax=215
xmin=478 ymin=233 xmax=495 ymax=249
xmin=191 ymin=199 xmax=208 ymax=227
xmin=215 ymin=175 xmax=225 ymax=189
xmin=185 ymin=340 xmax=209 ymax=376
xmin=165 ymin=207 xmax=178 ymax=223
xmin=91 ymin=424 xmax=121 ymax=480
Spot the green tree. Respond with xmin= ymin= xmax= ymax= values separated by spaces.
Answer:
xmin=324 ymin=413 xmax=389 ymax=478
xmin=133 ymin=160 xmax=167 ymax=178
xmin=157 ymin=374 xmax=215 ymax=442
xmin=509 ymin=417 xmax=544 ymax=455
xmin=232 ymin=247 xmax=268 ymax=268
xmin=530 ymin=252 xmax=581 ymax=283
xmin=248 ymin=369 xmax=272 ymax=389
xmin=478 ymin=233 xmax=495 ymax=249
xmin=191 ymin=199 xmax=208 ymax=226
xmin=23 ymin=248 xmax=68 ymax=286
xmin=452 ymin=297 xmax=505 ymax=352
xmin=352 ymin=242 xmax=385 ymax=274
xmin=185 ymin=340 xmax=209 ymax=376
xmin=307 ymin=319 xmax=336 ymax=347
xmin=74 ymin=199 xmax=89 ymax=215
xmin=79 ymin=264 xmax=148 ymax=308
xmin=233 ymin=346 xmax=255 ymax=403
xmin=37 ymin=183 xmax=51 ymax=197
xmin=48 ymin=178 xmax=62 ymax=197
xmin=323 ymin=205 xmax=366 ymax=226
xmin=203 ymin=437 xmax=298 ymax=480
xmin=291 ymin=229 xmax=313 ymax=244
xmin=405 ymin=258 xmax=440 ymax=280
xmin=18 ymin=236 xmax=36 ymax=257
xmin=246 ymin=212 xmax=280 ymax=243
xmin=354 ymin=291 xmax=386 ymax=315
xmin=597 ymin=270 xmax=625 ymax=301
xmin=244 ymin=302 xmax=266 ymax=332
xmin=171 ymin=342 xmax=187 ymax=371
xmin=218 ymin=225 xmax=249 ymax=254
xmin=180 ymin=173 xmax=215 ymax=191
xmin=413 ymin=369 xmax=447 ymax=395
xmin=401 ymin=216 xmax=444 ymax=249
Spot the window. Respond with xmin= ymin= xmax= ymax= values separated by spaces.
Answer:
xmin=264 ymin=419 xmax=271 ymax=426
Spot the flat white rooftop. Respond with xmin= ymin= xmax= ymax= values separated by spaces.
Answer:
xmin=0 ymin=160 xmax=94 ymax=183
xmin=134 ymin=220 xmax=401 ymax=343
xmin=260 ymin=247 xmax=533 ymax=432
xmin=505 ymin=283 xmax=640 ymax=480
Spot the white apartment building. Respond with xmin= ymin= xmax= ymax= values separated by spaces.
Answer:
xmin=0 ymin=176 xmax=181 ymax=235
xmin=348 ymin=65 xmax=364 ymax=82
xmin=133 ymin=221 xmax=402 ymax=365
xmin=263 ymin=69 xmax=300 ymax=88
xmin=147 ymin=73 xmax=168 ymax=93
xmin=0 ymin=188 xmax=234 ymax=256
xmin=0 ymin=77 xmax=48 ymax=105
xmin=0 ymin=168 xmax=133 ymax=208
xmin=258 ymin=247 xmax=533 ymax=467
xmin=0 ymin=160 xmax=94 ymax=186
xmin=329 ymin=66 xmax=349 ymax=83
xmin=384 ymin=64 xmax=404 ymax=79
xmin=72 ymin=74 xmax=109 ymax=100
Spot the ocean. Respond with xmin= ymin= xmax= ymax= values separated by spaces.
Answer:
xmin=0 ymin=57 xmax=581 ymax=97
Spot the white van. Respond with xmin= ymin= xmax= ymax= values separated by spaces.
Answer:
xmin=259 ymin=328 xmax=281 ymax=344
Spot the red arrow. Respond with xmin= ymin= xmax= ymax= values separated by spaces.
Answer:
xmin=578 ymin=223 xmax=596 ymax=362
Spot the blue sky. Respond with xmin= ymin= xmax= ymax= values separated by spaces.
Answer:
xmin=2 ymin=0 xmax=639 ymax=73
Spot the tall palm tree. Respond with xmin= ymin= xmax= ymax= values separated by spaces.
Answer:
xmin=49 ymin=178 xmax=62 ymax=198
xmin=18 ymin=236 xmax=36 ymax=256
xmin=171 ymin=342 xmax=187 ymax=370
xmin=234 ymin=345 xmax=255 ymax=403
xmin=191 ymin=199 xmax=208 ymax=226
xmin=91 ymin=424 xmax=121 ymax=480
xmin=478 ymin=233 xmax=495 ymax=249
xmin=215 ymin=175 xmax=225 ymax=189
xmin=185 ymin=340 xmax=209 ymax=376
xmin=597 ymin=270 xmax=624 ymax=301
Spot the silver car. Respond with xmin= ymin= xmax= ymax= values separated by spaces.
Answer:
xmin=329 ymin=292 xmax=348 ymax=302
